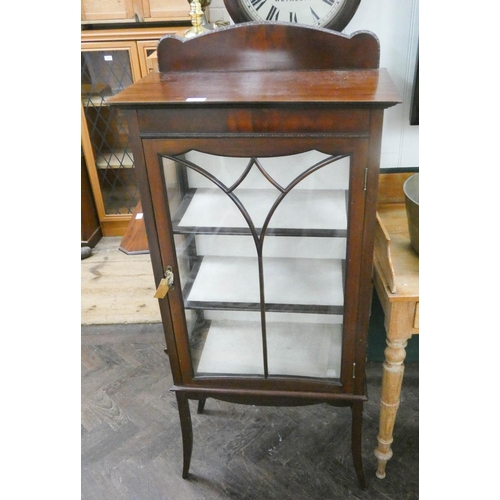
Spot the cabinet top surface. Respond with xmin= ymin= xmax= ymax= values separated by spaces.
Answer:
xmin=107 ymin=68 xmax=400 ymax=108
xmin=107 ymin=23 xmax=400 ymax=109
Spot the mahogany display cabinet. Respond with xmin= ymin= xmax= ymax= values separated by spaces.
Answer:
xmin=108 ymin=22 xmax=400 ymax=488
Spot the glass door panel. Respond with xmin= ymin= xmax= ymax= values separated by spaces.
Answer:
xmin=81 ymin=49 xmax=139 ymax=215
xmin=137 ymin=41 xmax=160 ymax=75
xmin=261 ymin=155 xmax=349 ymax=379
xmin=161 ymin=151 xmax=350 ymax=381
xmin=163 ymin=154 xmax=263 ymax=377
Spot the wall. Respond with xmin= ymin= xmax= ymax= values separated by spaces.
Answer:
xmin=207 ymin=0 xmax=419 ymax=169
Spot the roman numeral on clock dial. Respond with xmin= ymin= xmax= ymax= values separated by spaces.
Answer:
xmin=250 ymin=0 xmax=267 ymax=11
xmin=233 ymin=0 xmax=359 ymax=32
xmin=311 ymin=8 xmax=320 ymax=21
xmin=266 ymin=5 xmax=279 ymax=20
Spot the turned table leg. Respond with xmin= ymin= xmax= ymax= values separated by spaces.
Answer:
xmin=374 ymin=337 xmax=407 ymax=479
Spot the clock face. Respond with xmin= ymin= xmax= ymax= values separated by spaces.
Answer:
xmin=223 ymin=0 xmax=360 ymax=31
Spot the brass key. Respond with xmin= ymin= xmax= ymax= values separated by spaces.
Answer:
xmin=154 ymin=266 xmax=175 ymax=299
xmin=154 ymin=278 xmax=170 ymax=299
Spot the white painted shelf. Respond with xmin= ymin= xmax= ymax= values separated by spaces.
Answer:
xmin=175 ymin=188 xmax=348 ymax=236
xmin=196 ymin=320 xmax=342 ymax=379
xmin=184 ymin=255 xmax=344 ymax=314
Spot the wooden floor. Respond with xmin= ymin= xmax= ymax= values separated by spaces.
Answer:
xmin=82 ymin=322 xmax=418 ymax=500
xmin=81 ymin=237 xmax=160 ymax=325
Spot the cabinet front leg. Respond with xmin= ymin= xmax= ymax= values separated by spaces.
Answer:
xmin=374 ymin=338 xmax=407 ymax=479
xmin=176 ymin=391 xmax=193 ymax=479
xmin=351 ymin=401 xmax=367 ymax=490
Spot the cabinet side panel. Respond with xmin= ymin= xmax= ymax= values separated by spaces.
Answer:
xmin=339 ymin=140 xmax=370 ymax=394
xmin=353 ymin=109 xmax=384 ymax=394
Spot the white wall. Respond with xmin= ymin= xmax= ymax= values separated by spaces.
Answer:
xmin=207 ymin=0 xmax=419 ymax=169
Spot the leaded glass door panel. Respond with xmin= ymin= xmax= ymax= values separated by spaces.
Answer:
xmin=81 ymin=43 xmax=142 ymax=222
xmin=159 ymin=149 xmax=352 ymax=381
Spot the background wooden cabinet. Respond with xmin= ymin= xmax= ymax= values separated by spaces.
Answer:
xmin=144 ymin=0 xmax=191 ymax=21
xmin=81 ymin=151 xmax=102 ymax=247
xmin=81 ymin=28 xmax=187 ymax=236
xmin=82 ymin=0 xmax=190 ymax=23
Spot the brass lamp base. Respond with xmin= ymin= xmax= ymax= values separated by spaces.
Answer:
xmin=185 ymin=0 xmax=211 ymax=38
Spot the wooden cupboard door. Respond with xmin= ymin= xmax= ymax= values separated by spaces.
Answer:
xmin=82 ymin=0 xmax=136 ymax=21
xmin=81 ymin=0 xmax=190 ymax=22
xmin=143 ymin=0 xmax=190 ymax=20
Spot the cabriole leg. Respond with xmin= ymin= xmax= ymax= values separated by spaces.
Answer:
xmin=351 ymin=401 xmax=367 ymax=490
xmin=175 ymin=391 xmax=193 ymax=479
xmin=197 ymin=397 xmax=207 ymax=414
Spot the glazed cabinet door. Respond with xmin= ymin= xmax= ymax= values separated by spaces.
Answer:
xmin=136 ymin=41 xmax=160 ymax=75
xmin=81 ymin=42 xmax=142 ymax=235
xmin=142 ymin=138 xmax=371 ymax=392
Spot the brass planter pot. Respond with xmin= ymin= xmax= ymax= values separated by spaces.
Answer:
xmin=403 ymin=173 xmax=419 ymax=254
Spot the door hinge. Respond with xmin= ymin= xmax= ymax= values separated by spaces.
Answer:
xmin=352 ymin=362 xmax=356 ymax=378
xmin=363 ymin=168 xmax=368 ymax=191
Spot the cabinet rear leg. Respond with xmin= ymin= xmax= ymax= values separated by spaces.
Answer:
xmin=351 ymin=401 xmax=367 ymax=490
xmin=197 ymin=397 xmax=206 ymax=414
xmin=175 ymin=392 xmax=193 ymax=479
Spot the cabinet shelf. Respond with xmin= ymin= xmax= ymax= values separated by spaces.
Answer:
xmin=82 ymin=95 xmax=112 ymax=107
xmin=81 ymin=83 xmax=113 ymax=106
xmin=182 ymin=255 xmax=345 ymax=315
xmin=173 ymin=188 xmax=348 ymax=238
xmin=194 ymin=319 xmax=342 ymax=378
xmin=95 ymin=148 xmax=134 ymax=169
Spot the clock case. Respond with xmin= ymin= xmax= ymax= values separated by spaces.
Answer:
xmin=108 ymin=23 xmax=400 ymax=489
xmin=223 ymin=0 xmax=361 ymax=31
